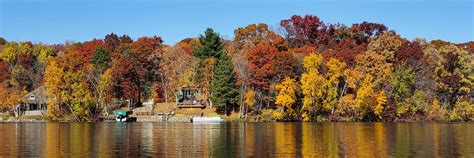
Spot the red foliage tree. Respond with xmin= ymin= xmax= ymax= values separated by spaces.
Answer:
xmin=112 ymin=55 xmax=140 ymax=101
xmin=246 ymin=44 xmax=296 ymax=91
xmin=176 ymin=38 xmax=195 ymax=55
xmin=104 ymin=33 xmax=120 ymax=50
xmin=457 ymin=41 xmax=474 ymax=53
xmin=289 ymin=45 xmax=317 ymax=55
xmin=70 ymin=39 xmax=104 ymax=63
xmin=322 ymin=38 xmax=367 ymax=66
xmin=16 ymin=54 xmax=33 ymax=69
xmin=0 ymin=59 xmax=9 ymax=82
xmin=352 ymin=22 xmax=387 ymax=38
xmin=280 ymin=15 xmax=333 ymax=48
xmin=395 ymin=41 xmax=423 ymax=67
xmin=109 ymin=36 xmax=163 ymax=104
xmin=246 ymin=44 xmax=278 ymax=91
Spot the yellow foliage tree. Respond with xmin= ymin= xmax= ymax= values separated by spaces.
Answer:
xmin=355 ymin=75 xmax=377 ymax=119
xmin=354 ymin=75 xmax=388 ymax=120
xmin=375 ymin=90 xmax=387 ymax=118
xmin=6 ymin=87 xmax=27 ymax=110
xmin=0 ymin=42 xmax=20 ymax=64
xmin=196 ymin=57 xmax=216 ymax=104
xmin=324 ymin=58 xmax=346 ymax=112
xmin=44 ymin=59 xmax=64 ymax=118
xmin=63 ymin=70 xmax=94 ymax=120
xmin=244 ymin=89 xmax=256 ymax=109
xmin=355 ymin=50 xmax=393 ymax=85
xmin=0 ymin=82 xmax=7 ymax=110
xmin=367 ymin=31 xmax=402 ymax=62
xmin=96 ymin=69 xmax=114 ymax=115
xmin=355 ymin=76 xmax=374 ymax=109
xmin=243 ymin=88 xmax=256 ymax=118
xmin=300 ymin=53 xmax=326 ymax=117
xmin=337 ymin=94 xmax=356 ymax=117
xmin=429 ymin=98 xmax=445 ymax=120
xmin=159 ymin=46 xmax=198 ymax=102
xmin=275 ymin=77 xmax=297 ymax=110
xmin=0 ymin=82 xmax=27 ymax=111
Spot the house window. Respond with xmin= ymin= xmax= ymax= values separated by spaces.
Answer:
xmin=29 ymin=95 xmax=35 ymax=100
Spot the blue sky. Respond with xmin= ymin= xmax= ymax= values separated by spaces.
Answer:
xmin=1 ymin=0 xmax=473 ymax=45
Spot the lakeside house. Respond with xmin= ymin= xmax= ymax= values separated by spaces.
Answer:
xmin=14 ymin=86 xmax=47 ymax=117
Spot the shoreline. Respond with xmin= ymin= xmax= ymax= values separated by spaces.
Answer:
xmin=1 ymin=115 xmax=472 ymax=123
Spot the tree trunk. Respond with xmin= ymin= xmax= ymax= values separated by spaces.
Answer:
xmin=239 ymin=85 xmax=245 ymax=118
xmin=66 ymin=103 xmax=80 ymax=122
xmin=339 ymin=82 xmax=347 ymax=99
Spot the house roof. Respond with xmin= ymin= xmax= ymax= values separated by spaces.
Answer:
xmin=24 ymin=86 xmax=47 ymax=104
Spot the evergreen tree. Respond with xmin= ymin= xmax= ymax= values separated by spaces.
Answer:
xmin=92 ymin=46 xmax=110 ymax=70
xmin=193 ymin=28 xmax=226 ymax=106
xmin=193 ymin=28 xmax=224 ymax=59
xmin=211 ymin=53 xmax=240 ymax=114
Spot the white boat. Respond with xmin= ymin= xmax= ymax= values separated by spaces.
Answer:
xmin=116 ymin=116 xmax=128 ymax=122
xmin=192 ymin=116 xmax=223 ymax=123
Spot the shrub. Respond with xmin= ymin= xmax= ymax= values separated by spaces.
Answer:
xmin=272 ymin=110 xmax=284 ymax=121
xmin=253 ymin=108 xmax=277 ymax=122
xmin=381 ymin=101 xmax=397 ymax=122
xmin=454 ymin=99 xmax=473 ymax=121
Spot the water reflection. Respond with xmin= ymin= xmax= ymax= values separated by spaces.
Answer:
xmin=0 ymin=123 xmax=472 ymax=157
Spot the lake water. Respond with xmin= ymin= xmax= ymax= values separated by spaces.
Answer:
xmin=0 ymin=122 xmax=473 ymax=157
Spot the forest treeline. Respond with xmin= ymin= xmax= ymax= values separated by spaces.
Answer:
xmin=0 ymin=15 xmax=472 ymax=121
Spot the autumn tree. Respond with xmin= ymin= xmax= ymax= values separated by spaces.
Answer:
xmin=0 ymin=37 xmax=6 ymax=45
xmin=195 ymin=58 xmax=216 ymax=104
xmin=96 ymin=69 xmax=114 ymax=116
xmin=176 ymin=38 xmax=201 ymax=55
xmin=324 ymin=58 xmax=346 ymax=113
xmin=245 ymin=44 xmax=297 ymax=109
xmin=0 ymin=42 xmax=50 ymax=90
xmin=244 ymin=89 xmax=256 ymax=116
xmin=356 ymin=50 xmax=391 ymax=84
xmin=158 ymin=46 xmax=197 ymax=102
xmin=355 ymin=31 xmax=402 ymax=87
xmin=110 ymin=36 xmax=162 ymax=105
xmin=325 ymin=38 xmax=367 ymax=67
xmin=300 ymin=53 xmax=325 ymax=120
xmin=457 ymin=41 xmax=474 ymax=53
xmin=275 ymin=77 xmax=297 ymax=119
xmin=0 ymin=59 xmax=10 ymax=82
xmin=246 ymin=44 xmax=293 ymax=91
xmin=350 ymin=22 xmax=387 ymax=44
xmin=435 ymin=44 xmax=473 ymax=109
xmin=395 ymin=41 xmax=423 ymax=67
xmin=65 ymin=70 xmax=94 ymax=120
xmin=280 ymin=15 xmax=333 ymax=48
xmin=44 ymin=59 xmax=64 ymax=119
xmin=104 ymin=33 xmax=120 ymax=52
xmin=234 ymin=23 xmax=287 ymax=51
xmin=367 ymin=31 xmax=402 ymax=62
xmin=111 ymin=55 xmax=140 ymax=102
xmin=0 ymin=82 xmax=8 ymax=111
xmin=69 ymin=39 xmax=104 ymax=63
xmin=355 ymin=75 xmax=385 ymax=121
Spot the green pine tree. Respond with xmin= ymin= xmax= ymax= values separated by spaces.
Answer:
xmin=193 ymin=28 xmax=226 ymax=106
xmin=193 ymin=28 xmax=224 ymax=59
xmin=211 ymin=53 xmax=240 ymax=114
xmin=92 ymin=46 xmax=110 ymax=70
